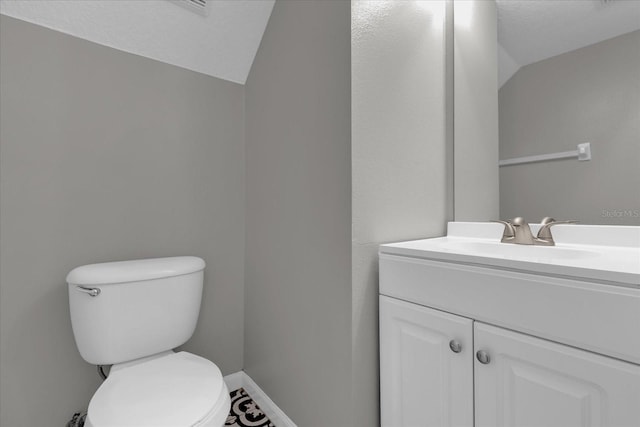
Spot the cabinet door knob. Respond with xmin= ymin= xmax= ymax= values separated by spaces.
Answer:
xmin=449 ymin=340 xmax=462 ymax=353
xmin=476 ymin=350 xmax=491 ymax=364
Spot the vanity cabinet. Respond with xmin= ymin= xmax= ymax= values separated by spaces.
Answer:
xmin=379 ymin=222 xmax=640 ymax=426
xmin=475 ymin=322 xmax=640 ymax=427
xmin=380 ymin=296 xmax=640 ymax=427
xmin=379 ymin=296 xmax=473 ymax=427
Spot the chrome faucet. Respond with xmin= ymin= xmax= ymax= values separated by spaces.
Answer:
xmin=493 ymin=217 xmax=577 ymax=246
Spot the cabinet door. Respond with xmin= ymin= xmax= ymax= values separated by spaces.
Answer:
xmin=475 ymin=322 xmax=640 ymax=427
xmin=379 ymin=295 xmax=473 ymax=427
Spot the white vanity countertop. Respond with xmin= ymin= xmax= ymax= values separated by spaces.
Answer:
xmin=380 ymin=222 xmax=640 ymax=287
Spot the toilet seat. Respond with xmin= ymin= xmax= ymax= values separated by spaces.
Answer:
xmin=86 ymin=351 xmax=230 ymax=427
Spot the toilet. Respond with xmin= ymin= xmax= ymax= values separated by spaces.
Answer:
xmin=67 ymin=256 xmax=230 ymax=427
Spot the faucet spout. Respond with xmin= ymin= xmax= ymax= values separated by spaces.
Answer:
xmin=510 ymin=217 xmax=536 ymax=245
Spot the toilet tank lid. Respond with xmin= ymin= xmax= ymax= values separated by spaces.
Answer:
xmin=66 ymin=256 xmax=205 ymax=285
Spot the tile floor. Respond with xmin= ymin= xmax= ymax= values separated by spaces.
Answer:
xmin=225 ymin=388 xmax=275 ymax=427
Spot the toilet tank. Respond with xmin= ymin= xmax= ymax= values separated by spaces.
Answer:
xmin=67 ymin=256 xmax=205 ymax=365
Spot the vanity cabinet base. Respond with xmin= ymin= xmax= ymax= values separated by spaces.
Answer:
xmin=380 ymin=295 xmax=473 ymax=427
xmin=380 ymin=295 xmax=640 ymax=427
xmin=475 ymin=322 xmax=640 ymax=427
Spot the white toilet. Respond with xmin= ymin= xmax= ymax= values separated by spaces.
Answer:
xmin=67 ymin=256 xmax=230 ymax=427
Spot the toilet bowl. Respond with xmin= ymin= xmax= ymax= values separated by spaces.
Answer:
xmin=86 ymin=352 xmax=230 ymax=427
xmin=67 ymin=257 xmax=229 ymax=427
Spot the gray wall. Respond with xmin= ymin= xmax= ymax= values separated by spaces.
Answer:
xmin=0 ymin=16 xmax=245 ymax=427
xmin=499 ymin=30 xmax=640 ymax=225
xmin=244 ymin=1 xmax=352 ymax=426
xmin=351 ymin=1 xmax=452 ymax=425
xmin=454 ymin=0 xmax=499 ymax=221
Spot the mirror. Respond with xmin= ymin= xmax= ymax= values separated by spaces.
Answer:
xmin=496 ymin=0 xmax=640 ymax=225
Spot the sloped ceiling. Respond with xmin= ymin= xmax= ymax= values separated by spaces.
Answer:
xmin=0 ymin=0 xmax=275 ymax=84
xmin=497 ymin=0 xmax=640 ymax=87
xmin=4 ymin=0 xmax=637 ymax=88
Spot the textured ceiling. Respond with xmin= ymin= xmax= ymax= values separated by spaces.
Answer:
xmin=497 ymin=0 xmax=640 ymax=86
xmin=0 ymin=0 xmax=275 ymax=84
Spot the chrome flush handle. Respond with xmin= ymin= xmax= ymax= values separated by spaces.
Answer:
xmin=76 ymin=285 xmax=101 ymax=297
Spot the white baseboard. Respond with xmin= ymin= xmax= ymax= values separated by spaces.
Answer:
xmin=223 ymin=371 xmax=244 ymax=393
xmin=223 ymin=371 xmax=297 ymax=427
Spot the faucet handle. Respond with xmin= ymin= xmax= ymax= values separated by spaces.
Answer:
xmin=536 ymin=217 xmax=578 ymax=243
xmin=540 ymin=217 xmax=578 ymax=225
xmin=491 ymin=219 xmax=515 ymax=242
